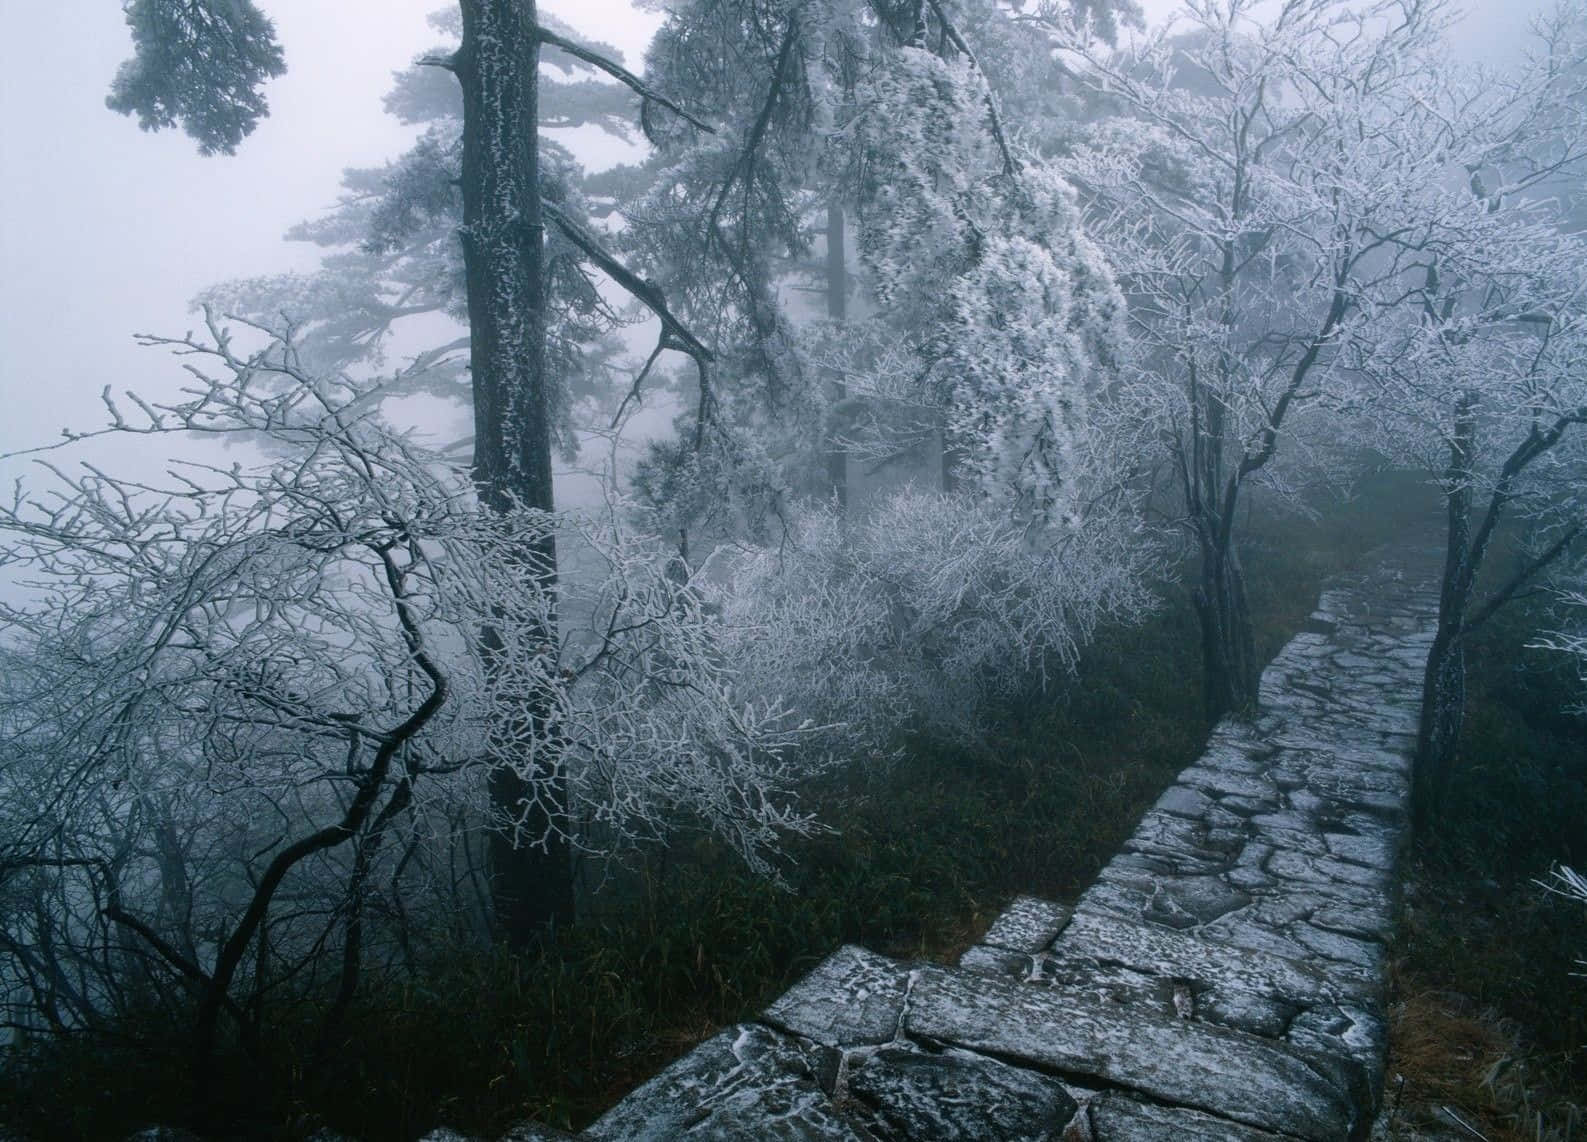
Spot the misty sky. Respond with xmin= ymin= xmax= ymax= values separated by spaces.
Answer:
xmin=0 ymin=0 xmax=1540 ymax=472
xmin=0 ymin=0 xmax=658 ymax=469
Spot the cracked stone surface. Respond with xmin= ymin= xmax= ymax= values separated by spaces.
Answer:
xmin=497 ymin=543 xmax=1438 ymax=1142
xmin=905 ymin=962 xmax=1364 ymax=1141
xmin=581 ymin=1024 xmax=862 ymax=1141
xmin=845 ymin=1045 xmax=1078 ymax=1140
xmin=1085 ymin=1091 xmax=1290 ymax=1140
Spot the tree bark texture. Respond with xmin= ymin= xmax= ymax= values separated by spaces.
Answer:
xmin=1194 ymin=540 xmax=1259 ymax=722
xmin=1183 ymin=350 xmax=1260 ymax=721
xmin=457 ymin=0 xmax=575 ymax=944
xmin=1415 ymin=393 xmax=1477 ymax=829
xmin=825 ymin=201 xmax=848 ymax=510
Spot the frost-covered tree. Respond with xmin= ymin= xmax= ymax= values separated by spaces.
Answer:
xmin=618 ymin=0 xmax=1155 ymax=745
xmin=0 ymin=322 xmax=819 ymax=1086
xmin=849 ymin=47 xmax=1126 ymax=519
xmin=711 ymin=483 xmax=1160 ymax=751
xmin=624 ymin=0 xmax=1138 ymax=542
xmin=1050 ymin=0 xmax=1561 ymax=720
xmin=104 ymin=0 xmax=717 ymax=944
xmin=1317 ymin=0 xmax=1587 ymax=821
xmin=200 ymin=10 xmax=642 ymax=459
xmin=107 ymin=0 xmax=286 ymax=155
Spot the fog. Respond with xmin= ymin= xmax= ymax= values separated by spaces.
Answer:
xmin=0 ymin=0 xmax=659 ymax=464
xmin=0 ymin=1 xmax=1580 ymax=1139
xmin=0 ymin=1 xmax=1535 ymax=463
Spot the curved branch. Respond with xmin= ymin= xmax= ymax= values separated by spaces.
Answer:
xmin=190 ymin=546 xmax=450 ymax=1085
xmin=923 ymin=0 xmax=1017 ymax=176
xmin=533 ymin=27 xmax=715 ymax=134
xmin=541 ymin=200 xmax=714 ymax=364
xmin=706 ymin=18 xmax=799 ymax=241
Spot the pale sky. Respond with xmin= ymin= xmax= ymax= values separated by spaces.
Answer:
xmin=0 ymin=0 xmax=660 ymax=467
xmin=0 ymin=0 xmax=1538 ymax=471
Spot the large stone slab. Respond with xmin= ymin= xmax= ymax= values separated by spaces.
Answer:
xmin=845 ymin=1046 xmax=1078 ymax=1140
xmin=582 ymin=1024 xmax=862 ymax=1141
xmin=763 ymin=945 xmax=912 ymax=1047
xmin=903 ymin=964 xmax=1366 ymax=1141
xmin=981 ymin=895 xmax=1072 ymax=953
xmin=1085 ymin=1091 xmax=1289 ymax=1140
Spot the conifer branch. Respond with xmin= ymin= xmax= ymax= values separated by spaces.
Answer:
xmin=533 ymin=27 xmax=714 ymax=134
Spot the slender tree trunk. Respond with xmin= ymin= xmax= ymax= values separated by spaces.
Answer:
xmin=1194 ymin=531 xmax=1259 ymax=721
xmin=1415 ymin=393 xmax=1478 ymax=829
xmin=1184 ymin=361 xmax=1259 ymax=721
xmin=825 ymin=201 xmax=848 ymax=510
xmin=1415 ymin=624 xmax=1466 ymax=828
xmin=457 ymin=0 xmax=575 ymax=945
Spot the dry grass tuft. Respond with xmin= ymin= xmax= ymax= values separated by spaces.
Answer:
xmin=1382 ymin=987 xmax=1585 ymax=1142
xmin=1391 ymin=990 xmax=1516 ymax=1106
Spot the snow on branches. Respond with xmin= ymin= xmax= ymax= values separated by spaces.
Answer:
xmin=0 ymin=316 xmax=827 ymax=1027
xmin=709 ymin=483 xmax=1161 ymax=752
xmin=853 ymin=48 xmax=1126 ymax=522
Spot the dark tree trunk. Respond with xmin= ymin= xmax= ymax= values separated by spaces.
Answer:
xmin=1410 ymin=379 xmax=1585 ymax=830
xmin=457 ymin=0 xmax=575 ymax=944
xmin=1194 ymin=540 xmax=1259 ymax=721
xmin=825 ymin=201 xmax=848 ymax=510
xmin=1184 ymin=346 xmax=1260 ymax=722
xmin=1415 ymin=625 xmax=1466 ymax=828
xmin=1415 ymin=393 xmax=1477 ymax=829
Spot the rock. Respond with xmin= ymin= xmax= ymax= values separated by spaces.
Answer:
xmin=1288 ymin=1005 xmax=1389 ymax=1101
xmin=958 ymin=943 xmax=1032 ymax=979
xmin=1152 ymin=785 xmax=1216 ymax=820
xmin=1322 ymin=831 xmax=1398 ymax=871
xmin=1141 ymin=875 xmax=1253 ymax=928
xmin=762 ymin=945 xmax=912 ymax=1047
xmin=581 ymin=1024 xmax=863 ymax=1141
xmin=1085 ymin=1092 xmax=1289 ymax=1140
xmin=846 ymin=1046 xmax=1078 ymax=1140
xmin=500 ymin=1123 xmax=578 ymax=1141
xmin=1051 ymin=908 xmax=1337 ymax=1037
xmin=981 ymin=895 xmax=1072 ymax=953
xmin=904 ymin=964 xmax=1366 ymax=1141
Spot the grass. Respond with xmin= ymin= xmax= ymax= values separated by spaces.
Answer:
xmin=1384 ymin=595 xmax=1587 ymax=1141
xmin=0 ymin=475 xmax=1461 ymax=1140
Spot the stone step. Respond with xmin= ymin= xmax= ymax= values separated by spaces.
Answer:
xmin=904 ymin=963 xmax=1369 ymax=1142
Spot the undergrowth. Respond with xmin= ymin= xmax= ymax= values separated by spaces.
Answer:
xmin=1386 ymin=595 xmax=1587 ymax=1141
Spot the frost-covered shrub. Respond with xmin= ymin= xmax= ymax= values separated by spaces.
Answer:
xmin=708 ymin=485 xmax=1160 ymax=751
xmin=853 ymin=47 xmax=1126 ymax=524
xmin=1531 ymin=581 xmax=1587 ymax=716
xmin=1538 ymin=864 xmax=1587 ymax=976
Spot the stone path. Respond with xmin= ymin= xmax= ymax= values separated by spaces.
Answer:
xmin=477 ymin=546 xmax=1442 ymax=1141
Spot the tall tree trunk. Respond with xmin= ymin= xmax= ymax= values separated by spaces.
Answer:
xmin=825 ymin=201 xmax=848 ymax=510
xmin=457 ymin=0 xmax=575 ymax=944
xmin=1184 ymin=359 xmax=1259 ymax=721
xmin=1194 ymin=533 xmax=1259 ymax=721
xmin=1415 ymin=393 xmax=1477 ymax=829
